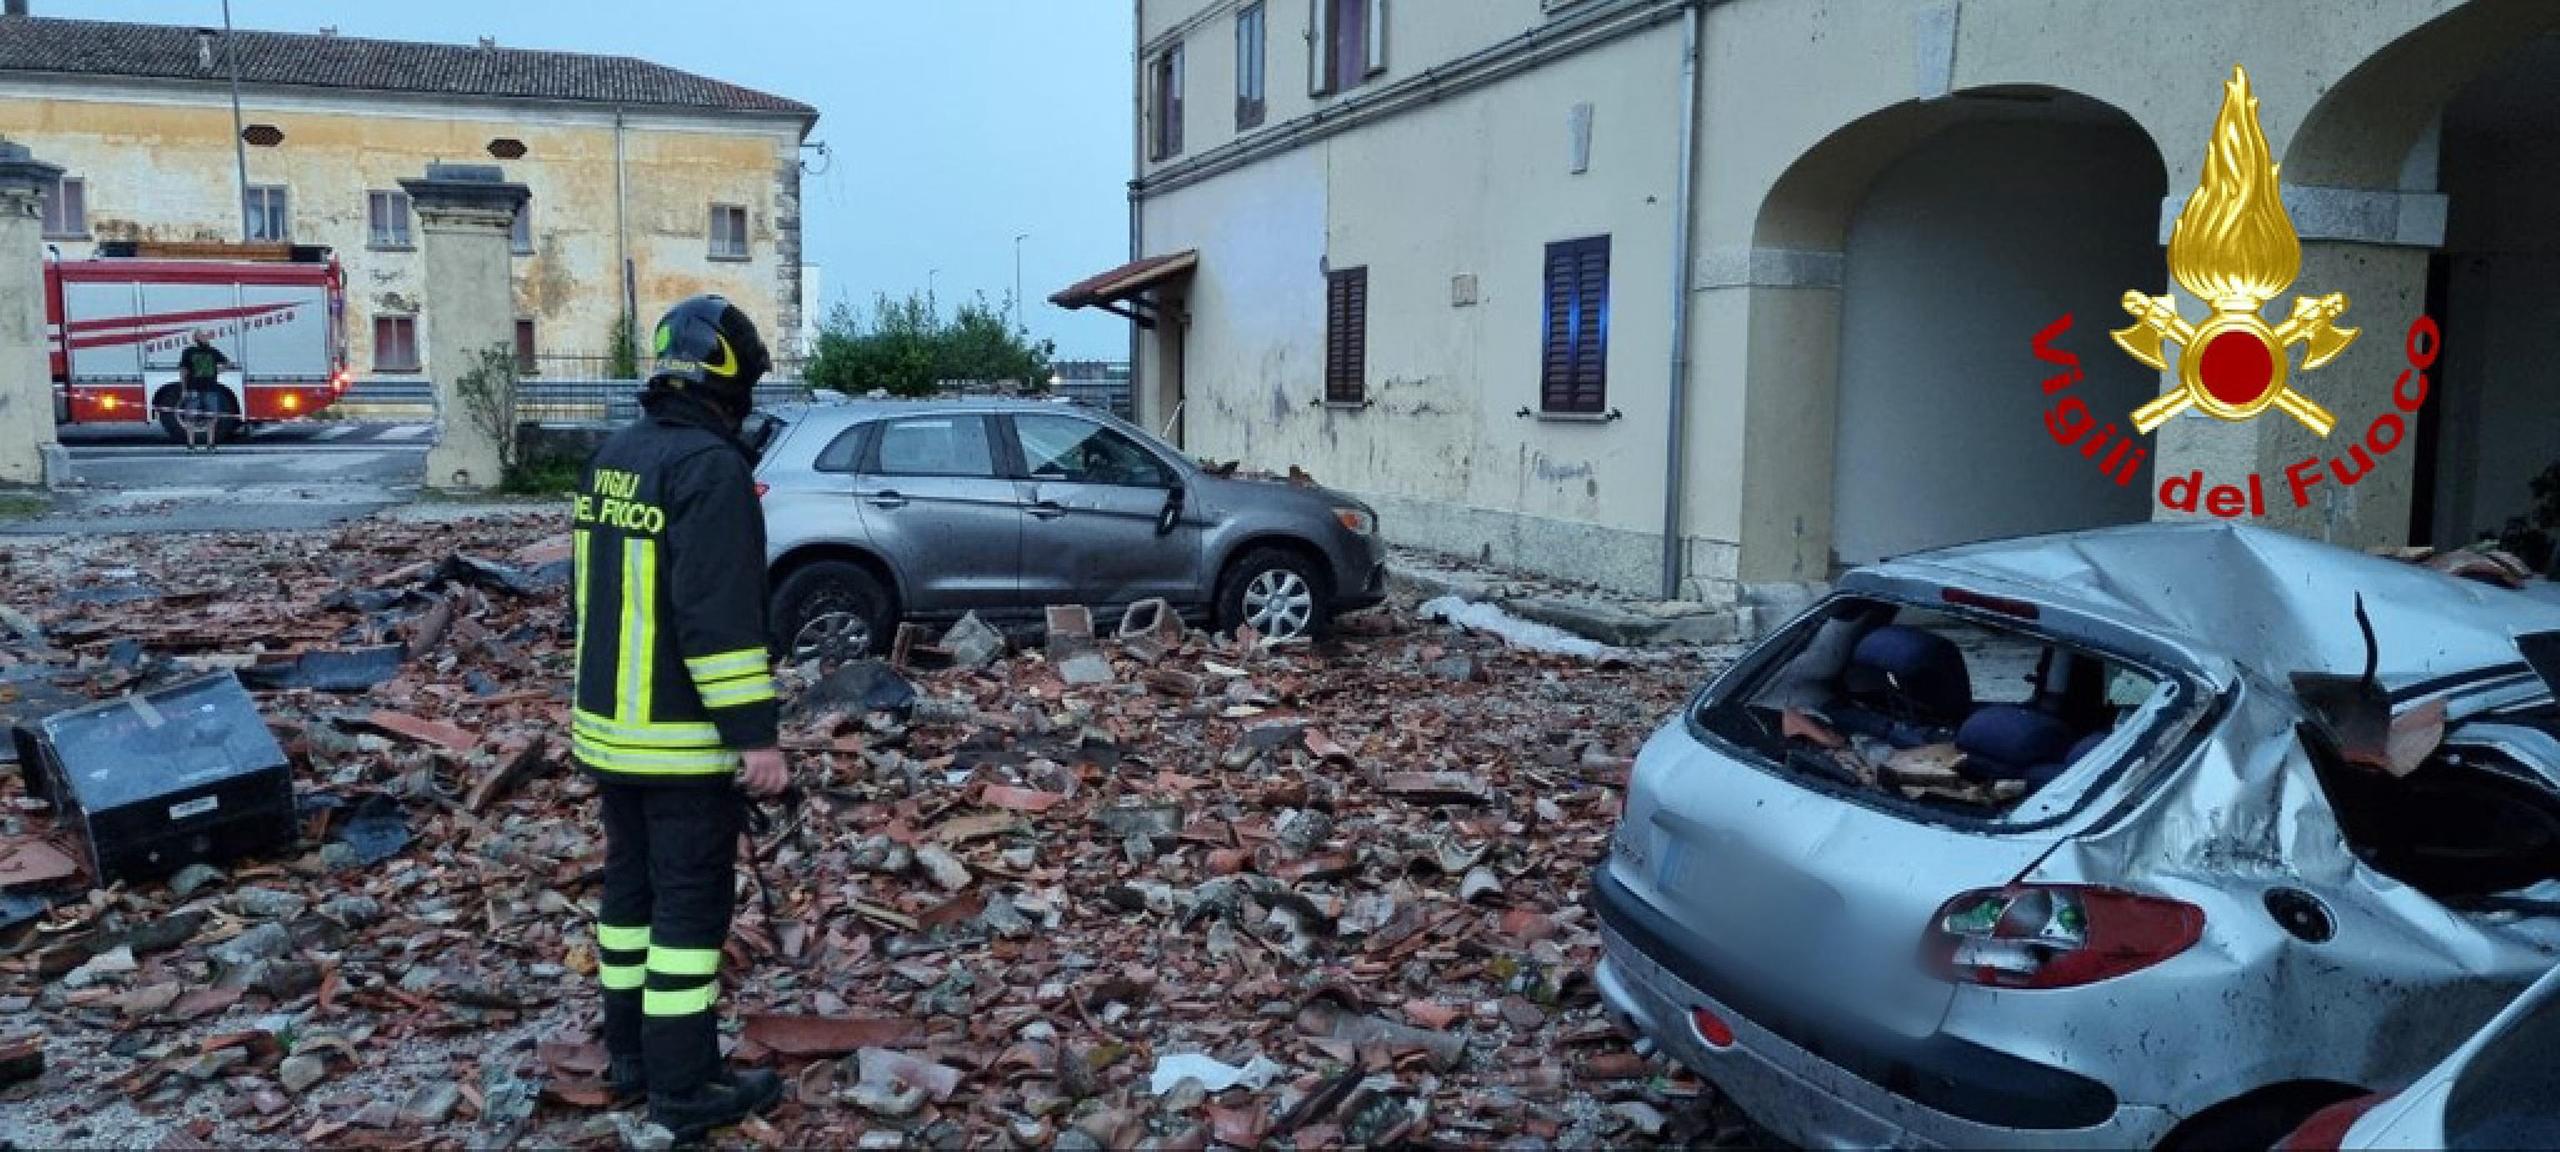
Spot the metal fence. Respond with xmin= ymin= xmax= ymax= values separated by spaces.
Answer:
xmin=522 ymin=353 xmax=813 ymax=381
xmin=337 ymin=360 xmax=1133 ymax=426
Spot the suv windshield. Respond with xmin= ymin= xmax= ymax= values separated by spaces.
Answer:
xmin=1696 ymin=595 xmax=2177 ymax=824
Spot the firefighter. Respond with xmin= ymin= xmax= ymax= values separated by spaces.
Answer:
xmin=176 ymin=329 xmax=232 ymax=451
xmin=571 ymin=295 xmax=786 ymax=1141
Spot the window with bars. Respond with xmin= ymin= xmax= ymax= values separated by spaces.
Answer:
xmin=1324 ymin=266 xmax=1367 ymax=405
xmin=1151 ymin=44 xmax=1186 ymax=160
xmin=1235 ymin=4 xmax=1267 ymax=130
xmin=709 ymin=204 xmax=749 ymax=259
xmin=1540 ymin=236 xmax=1609 ymax=415
xmin=39 ymin=175 xmax=85 ymax=238
xmin=373 ymin=314 xmax=420 ymax=373
xmin=367 ymin=190 xmax=412 ymax=248
xmin=245 ymin=185 xmax=290 ymax=243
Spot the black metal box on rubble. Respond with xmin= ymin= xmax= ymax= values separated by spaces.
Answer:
xmin=14 ymin=672 xmax=295 ymax=885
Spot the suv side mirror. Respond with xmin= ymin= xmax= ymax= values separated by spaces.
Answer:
xmin=1157 ymin=485 xmax=1185 ymax=536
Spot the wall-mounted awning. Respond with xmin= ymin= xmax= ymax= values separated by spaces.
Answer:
xmin=1049 ymin=250 xmax=1197 ymax=329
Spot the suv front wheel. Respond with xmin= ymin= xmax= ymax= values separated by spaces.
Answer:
xmin=772 ymin=560 xmax=895 ymax=667
xmin=1215 ymin=548 xmax=1328 ymax=643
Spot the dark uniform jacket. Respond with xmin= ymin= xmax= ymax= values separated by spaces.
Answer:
xmin=570 ymin=390 xmax=778 ymax=782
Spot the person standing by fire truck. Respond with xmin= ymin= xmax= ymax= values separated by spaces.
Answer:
xmin=569 ymin=295 xmax=786 ymax=1141
xmin=175 ymin=329 xmax=231 ymax=451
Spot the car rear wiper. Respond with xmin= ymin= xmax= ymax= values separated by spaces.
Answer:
xmin=1784 ymin=743 xmax=1861 ymax=787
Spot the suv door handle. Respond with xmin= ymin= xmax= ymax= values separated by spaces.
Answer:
xmin=861 ymin=490 xmax=907 ymax=510
xmin=1027 ymin=500 xmax=1067 ymax=520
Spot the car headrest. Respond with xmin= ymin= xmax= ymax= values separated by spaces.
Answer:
xmin=1844 ymin=624 xmax=1973 ymax=723
xmin=1956 ymin=704 xmax=2076 ymax=771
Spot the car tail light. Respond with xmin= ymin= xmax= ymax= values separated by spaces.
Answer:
xmin=1923 ymin=884 xmax=2202 ymax=989
xmin=753 ymin=482 xmax=770 ymax=500
xmin=1690 ymin=1007 xmax=1735 ymax=1050
xmin=2275 ymin=1093 xmax=2388 ymax=1152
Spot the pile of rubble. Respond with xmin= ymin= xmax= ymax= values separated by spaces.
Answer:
xmin=0 ymin=516 xmax=1754 ymax=1149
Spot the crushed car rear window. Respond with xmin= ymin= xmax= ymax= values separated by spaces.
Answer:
xmin=1696 ymin=596 xmax=2174 ymax=824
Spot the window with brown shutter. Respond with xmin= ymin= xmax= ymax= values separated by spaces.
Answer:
xmin=1312 ymin=0 xmax=1385 ymax=95
xmin=1325 ymin=266 xmax=1367 ymax=405
xmin=1540 ymin=236 xmax=1609 ymax=414
xmin=1235 ymin=3 xmax=1267 ymax=130
xmin=1151 ymin=45 xmax=1185 ymax=160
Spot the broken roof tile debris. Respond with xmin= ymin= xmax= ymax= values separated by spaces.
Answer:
xmin=0 ymin=516 xmax=1750 ymax=1148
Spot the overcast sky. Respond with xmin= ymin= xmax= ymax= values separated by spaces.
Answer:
xmin=53 ymin=0 xmax=1138 ymax=357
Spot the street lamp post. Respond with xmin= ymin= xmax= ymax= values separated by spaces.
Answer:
xmin=927 ymin=267 xmax=939 ymax=311
xmin=1013 ymin=232 xmax=1029 ymax=334
xmin=222 ymin=0 xmax=250 ymax=242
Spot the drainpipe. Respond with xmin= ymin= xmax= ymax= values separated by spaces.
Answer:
xmin=1658 ymin=0 xmax=1702 ymax=600
xmin=1128 ymin=0 xmax=1146 ymax=432
xmin=614 ymin=108 xmax=634 ymax=363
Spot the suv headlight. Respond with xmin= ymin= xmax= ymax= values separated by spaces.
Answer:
xmin=1333 ymin=507 xmax=1376 ymax=535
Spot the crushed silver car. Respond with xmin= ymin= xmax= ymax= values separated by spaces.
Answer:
xmin=1594 ymin=522 xmax=2560 ymax=1150
xmin=752 ymin=398 xmax=1386 ymax=661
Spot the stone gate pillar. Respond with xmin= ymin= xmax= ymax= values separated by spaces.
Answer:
xmin=402 ymin=163 xmax=529 ymax=493
xmin=0 ymin=141 xmax=67 ymax=488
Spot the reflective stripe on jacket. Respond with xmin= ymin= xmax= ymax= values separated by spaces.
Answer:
xmin=570 ymin=392 xmax=778 ymax=779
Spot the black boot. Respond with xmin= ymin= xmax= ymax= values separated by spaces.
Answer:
xmin=648 ymin=1068 xmax=781 ymax=1142
xmin=609 ymin=1054 xmax=648 ymax=1104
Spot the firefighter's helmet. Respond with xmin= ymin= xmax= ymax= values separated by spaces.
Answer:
xmin=648 ymin=295 xmax=771 ymax=412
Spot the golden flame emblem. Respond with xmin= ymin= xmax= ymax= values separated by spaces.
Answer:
xmin=2114 ymin=66 xmax=2356 ymax=436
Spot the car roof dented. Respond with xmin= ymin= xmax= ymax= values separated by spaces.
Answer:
xmin=1865 ymin=522 xmax=2560 ymax=694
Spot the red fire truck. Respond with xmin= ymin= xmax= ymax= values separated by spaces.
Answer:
xmin=47 ymin=242 xmax=351 ymax=443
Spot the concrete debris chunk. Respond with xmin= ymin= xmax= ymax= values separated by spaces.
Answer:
xmin=1045 ymin=604 xmax=1095 ymax=656
xmin=1056 ymin=650 xmax=1115 ymax=686
xmin=943 ymin=612 xmax=1006 ymax=668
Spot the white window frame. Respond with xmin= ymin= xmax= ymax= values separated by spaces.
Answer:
xmin=709 ymin=203 xmax=749 ymax=260
xmin=245 ymin=184 xmax=290 ymax=243
xmin=366 ymin=189 xmax=412 ymax=249
xmin=40 ymin=175 xmax=86 ymax=238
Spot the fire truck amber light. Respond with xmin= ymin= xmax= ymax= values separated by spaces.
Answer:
xmin=1924 ymin=884 xmax=2204 ymax=990
xmin=99 ymin=396 xmax=118 ymax=411
xmin=281 ymin=394 xmax=301 ymax=412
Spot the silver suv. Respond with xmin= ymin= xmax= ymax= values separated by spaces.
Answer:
xmin=753 ymin=397 xmax=1387 ymax=662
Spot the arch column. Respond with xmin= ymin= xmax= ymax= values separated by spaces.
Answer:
xmin=2147 ymin=215 xmax=2436 ymax=545
xmin=1724 ymin=252 xmax=1845 ymax=588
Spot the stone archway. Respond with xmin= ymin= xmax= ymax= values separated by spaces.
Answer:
xmin=2279 ymin=0 xmax=2560 ymax=565
xmin=2425 ymin=35 xmax=2560 ymax=566
xmin=1734 ymin=88 xmax=2167 ymax=576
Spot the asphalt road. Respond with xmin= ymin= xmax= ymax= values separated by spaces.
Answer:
xmin=10 ymin=422 xmax=434 ymax=535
